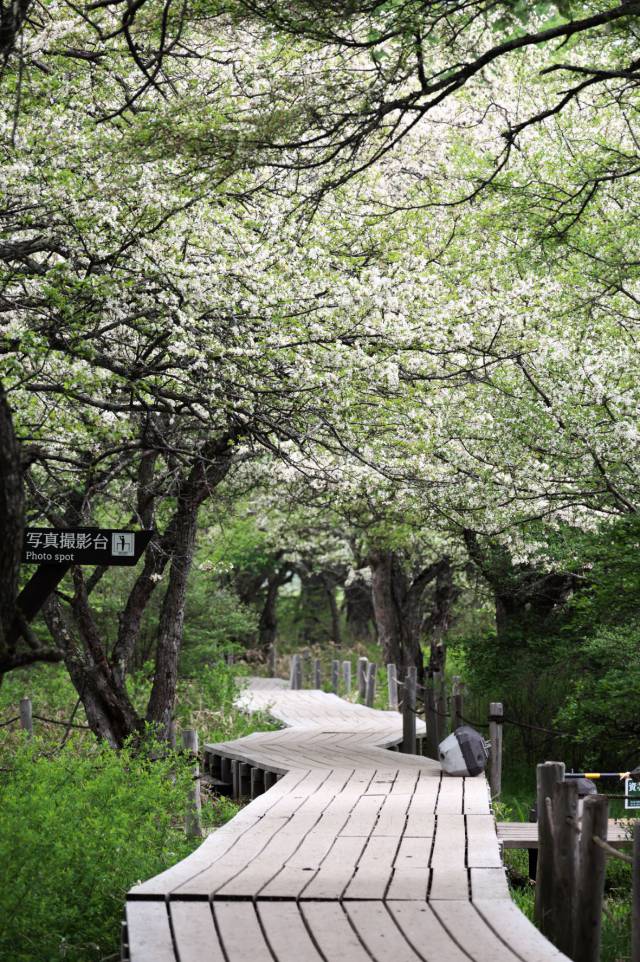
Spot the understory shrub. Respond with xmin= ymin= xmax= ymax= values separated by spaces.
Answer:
xmin=0 ymin=737 xmax=230 ymax=962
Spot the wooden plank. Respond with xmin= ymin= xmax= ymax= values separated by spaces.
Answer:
xmin=213 ymin=901 xmax=273 ymax=962
xmin=301 ymin=903 xmax=372 ymax=962
xmin=344 ymin=834 xmax=399 ymax=899
xmin=126 ymin=902 xmax=176 ymax=962
xmin=258 ymin=902 xmax=324 ymax=962
xmin=464 ymin=777 xmax=491 ymax=815
xmin=466 ymin=815 xmax=503 ymax=868
xmin=470 ymin=868 xmax=511 ymax=900
xmin=346 ymin=901 xmax=425 ymax=962
xmin=434 ymin=901 xmax=521 ymax=962
xmin=474 ymin=901 xmax=569 ymax=962
xmin=340 ymin=793 xmax=386 ymax=836
xmin=300 ymin=835 xmax=368 ymax=899
xmin=436 ymin=778 xmax=464 ymax=814
xmin=169 ymin=902 xmax=225 ymax=962
xmin=387 ymin=903 xmax=472 ymax=962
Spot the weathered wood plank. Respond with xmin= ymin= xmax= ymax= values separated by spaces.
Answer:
xmin=126 ymin=902 xmax=176 ymax=962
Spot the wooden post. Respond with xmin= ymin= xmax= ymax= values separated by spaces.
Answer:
xmin=296 ymin=655 xmax=303 ymax=690
xmin=550 ymin=778 xmax=579 ymax=956
xmin=534 ymin=761 xmax=565 ymax=938
xmin=424 ymin=680 xmax=438 ymax=759
xmin=401 ymin=666 xmax=417 ymax=754
xmin=575 ymin=793 xmax=608 ymax=962
xmin=633 ymin=822 xmax=640 ymax=962
xmin=290 ymin=654 xmax=302 ymax=689
xmin=365 ymin=662 xmax=377 ymax=707
xmin=488 ymin=702 xmax=503 ymax=798
xmin=450 ymin=676 xmax=463 ymax=729
xmin=387 ymin=664 xmax=399 ymax=711
xmin=250 ymin=767 xmax=265 ymax=800
xmin=331 ymin=659 xmax=339 ymax=693
xmin=182 ymin=729 xmax=202 ymax=837
xmin=434 ymin=671 xmax=447 ymax=745
xmin=300 ymin=648 xmax=311 ymax=688
xmin=264 ymin=771 xmax=278 ymax=790
xmin=357 ymin=657 xmax=368 ymax=700
xmin=268 ymin=643 xmax=277 ymax=677
xmin=20 ymin=697 xmax=33 ymax=736
xmin=313 ymin=658 xmax=321 ymax=689
xmin=528 ymin=806 xmax=538 ymax=881
xmin=220 ymin=756 xmax=231 ymax=787
xmin=239 ymin=762 xmax=251 ymax=798
xmin=342 ymin=660 xmax=352 ymax=695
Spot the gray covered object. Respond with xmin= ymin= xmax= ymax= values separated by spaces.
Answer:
xmin=438 ymin=725 xmax=489 ymax=776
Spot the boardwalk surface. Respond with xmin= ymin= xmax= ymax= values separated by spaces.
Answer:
xmin=124 ymin=678 xmax=569 ymax=962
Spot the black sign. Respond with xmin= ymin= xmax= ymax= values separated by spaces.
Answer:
xmin=22 ymin=528 xmax=154 ymax=566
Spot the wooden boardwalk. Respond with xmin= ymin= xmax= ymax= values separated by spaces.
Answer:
xmin=124 ymin=678 xmax=569 ymax=962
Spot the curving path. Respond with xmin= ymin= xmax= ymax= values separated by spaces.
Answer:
xmin=123 ymin=678 xmax=568 ymax=962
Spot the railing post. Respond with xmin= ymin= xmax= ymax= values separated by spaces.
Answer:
xmin=342 ymin=660 xmax=352 ymax=695
xmin=434 ymin=671 xmax=447 ymax=744
xmin=575 ymin=793 xmax=608 ymax=962
xmin=534 ymin=761 xmax=565 ymax=938
xmin=20 ymin=697 xmax=33 ymax=737
xmin=296 ymin=654 xmax=303 ymax=689
xmin=633 ymin=823 xmax=640 ymax=962
xmin=365 ymin=662 xmax=377 ymax=707
xmin=387 ymin=664 xmax=398 ymax=711
xmin=289 ymin=655 xmax=297 ymax=689
xmin=331 ymin=659 xmax=339 ymax=693
xmin=551 ymin=778 xmax=579 ymax=956
xmin=401 ymin=666 xmax=417 ymax=754
xmin=450 ymin=676 xmax=463 ymax=729
xmin=488 ymin=702 xmax=503 ymax=798
xmin=268 ymin=643 xmax=277 ymax=676
xmin=357 ymin=657 xmax=368 ymax=700
xmin=313 ymin=658 xmax=322 ymax=689
xmin=424 ymin=679 xmax=438 ymax=759
xmin=182 ymin=729 xmax=202 ymax=838
xmin=528 ymin=805 xmax=538 ymax=881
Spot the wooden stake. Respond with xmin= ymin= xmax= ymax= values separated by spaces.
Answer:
xmin=365 ymin=662 xmax=377 ymax=707
xmin=357 ymin=657 xmax=368 ymax=700
xmin=182 ymin=729 xmax=202 ymax=837
xmin=342 ymin=660 xmax=352 ymax=695
xmin=488 ymin=702 xmax=503 ymax=798
xmin=434 ymin=671 xmax=447 ymax=745
xmin=313 ymin=658 xmax=321 ymax=689
xmin=534 ymin=761 xmax=565 ymax=938
xmin=551 ymin=778 xmax=579 ymax=956
xmin=19 ymin=697 xmax=33 ymax=737
xmin=401 ymin=666 xmax=417 ymax=754
xmin=331 ymin=659 xmax=339 ymax=693
xmin=289 ymin=654 xmax=302 ymax=689
xmin=425 ymin=681 xmax=438 ymax=760
xmin=575 ymin=793 xmax=608 ymax=962
xmin=387 ymin=664 xmax=398 ymax=711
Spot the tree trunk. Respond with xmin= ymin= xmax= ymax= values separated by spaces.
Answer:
xmin=257 ymin=566 xmax=291 ymax=653
xmin=370 ymin=551 xmax=452 ymax=686
xmin=343 ymin=572 xmax=376 ymax=642
xmin=0 ymin=382 xmax=23 ymax=659
xmin=146 ymin=499 xmax=199 ymax=736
